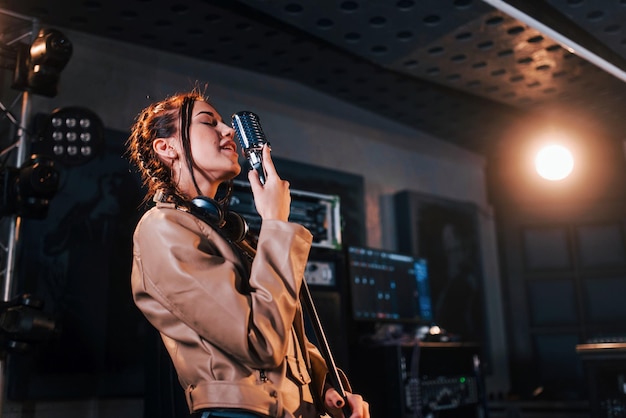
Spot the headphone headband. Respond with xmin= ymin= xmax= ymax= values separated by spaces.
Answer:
xmin=190 ymin=196 xmax=226 ymax=228
xmin=188 ymin=195 xmax=248 ymax=243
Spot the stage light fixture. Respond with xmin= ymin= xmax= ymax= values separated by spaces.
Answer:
xmin=12 ymin=28 xmax=72 ymax=97
xmin=0 ymin=154 xmax=60 ymax=219
xmin=34 ymin=106 xmax=104 ymax=166
xmin=0 ymin=293 xmax=57 ymax=353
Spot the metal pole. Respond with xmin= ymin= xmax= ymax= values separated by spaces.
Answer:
xmin=0 ymin=94 xmax=32 ymax=418
xmin=2 ymin=91 xmax=32 ymax=301
xmin=0 ymin=14 xmax=39 ymax=297
xmin=0 ymin=12 xmax=39 ymax=416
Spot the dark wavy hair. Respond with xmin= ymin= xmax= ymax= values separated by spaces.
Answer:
xmin=126 ymin=88 xmax=232 ymax=207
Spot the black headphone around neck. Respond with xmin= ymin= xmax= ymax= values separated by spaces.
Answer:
xmin=153 ymin=190 xmax=250 ymax=243
xmin=189 ymin=196 xmax=225 ymax=228
xmin=188 ymin=196 xmax=249 ymax=243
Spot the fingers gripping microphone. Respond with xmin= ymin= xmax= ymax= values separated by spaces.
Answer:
xmin=232 ymin=111 xmax=269 ymax=185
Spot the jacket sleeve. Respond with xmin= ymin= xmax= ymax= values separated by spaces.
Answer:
xmin=307 ymin=340 xmax=352 ymax=413
xmin=131 ymin=207 xmax=313 ymax=368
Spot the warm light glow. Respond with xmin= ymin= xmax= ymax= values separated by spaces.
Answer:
xmin=535 ymin=144 xmax=574 ymax=181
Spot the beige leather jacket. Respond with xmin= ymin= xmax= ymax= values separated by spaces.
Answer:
xmin=131 ymin=202 xmax=348 ymax=417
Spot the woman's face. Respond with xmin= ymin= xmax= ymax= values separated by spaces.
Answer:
xmin=179 ymin=100 xmax=241 ymax=196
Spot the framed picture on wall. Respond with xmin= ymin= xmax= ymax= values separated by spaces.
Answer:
xmin=394 ymin=191 xmax=486 ymax=344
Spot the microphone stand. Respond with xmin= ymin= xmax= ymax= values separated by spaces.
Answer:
xmin=229 ymin=109 xmax=351 ymax=414
xmin=300 ymin=278 xmax=351 ymax=417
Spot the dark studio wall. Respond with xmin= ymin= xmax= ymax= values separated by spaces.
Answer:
xmin=486 ymin=120 xmax=626 ymax=401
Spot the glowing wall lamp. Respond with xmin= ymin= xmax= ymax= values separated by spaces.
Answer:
xmin=535 ymin=144 xmax=574 ymax=181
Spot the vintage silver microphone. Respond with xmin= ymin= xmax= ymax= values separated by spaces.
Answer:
xmin=231 ymin=111 xmax=269 ymax=185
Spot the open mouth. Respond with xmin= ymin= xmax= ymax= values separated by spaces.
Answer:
xmin=221 ymin=142 xmax=236 ymax=152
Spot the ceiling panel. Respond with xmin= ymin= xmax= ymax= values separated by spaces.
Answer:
xmin=0 ymin=0 xmax=625 ymax=156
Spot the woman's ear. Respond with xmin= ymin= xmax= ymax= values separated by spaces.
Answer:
xmin=153 ymin=138 xmax=177 ymax=159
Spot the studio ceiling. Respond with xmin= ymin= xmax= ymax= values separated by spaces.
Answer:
xmin=1 ymin=0 xmax=626 ymax=156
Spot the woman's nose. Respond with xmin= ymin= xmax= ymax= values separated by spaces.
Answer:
xmin=221 ymin=123 xmax=235 ymax=138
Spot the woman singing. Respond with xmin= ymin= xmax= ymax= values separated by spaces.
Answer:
xmin=126 ymin=89 xmax=369 ymax=418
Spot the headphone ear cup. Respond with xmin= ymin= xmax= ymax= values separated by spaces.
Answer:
xmin=189 ymin=196 xmax=224 ymax=227
xmin=222 ymin=211 xmax=249 ymax=243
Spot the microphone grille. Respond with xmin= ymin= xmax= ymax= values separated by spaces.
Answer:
xmin=232 ymin=111 xmax=267 ymax=148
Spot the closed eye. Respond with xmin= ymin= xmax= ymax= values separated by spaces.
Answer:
xmin=195 ymin=110 xmax=220 ymax=127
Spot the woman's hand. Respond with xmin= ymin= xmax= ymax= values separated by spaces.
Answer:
xmin=248 ymin=144 xmax=291 ymax=222
xmin=324 ymin=388 xmax=370 ymax=418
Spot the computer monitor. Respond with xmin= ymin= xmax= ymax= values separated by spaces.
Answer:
xmin=346 ymin=246 xmax=434 ymax=324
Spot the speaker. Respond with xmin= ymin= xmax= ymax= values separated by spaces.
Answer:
xmin=306 ymin=288 xmax=350 ymax=374
xmin=303 ymin=249 xmax=352 ymax=375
